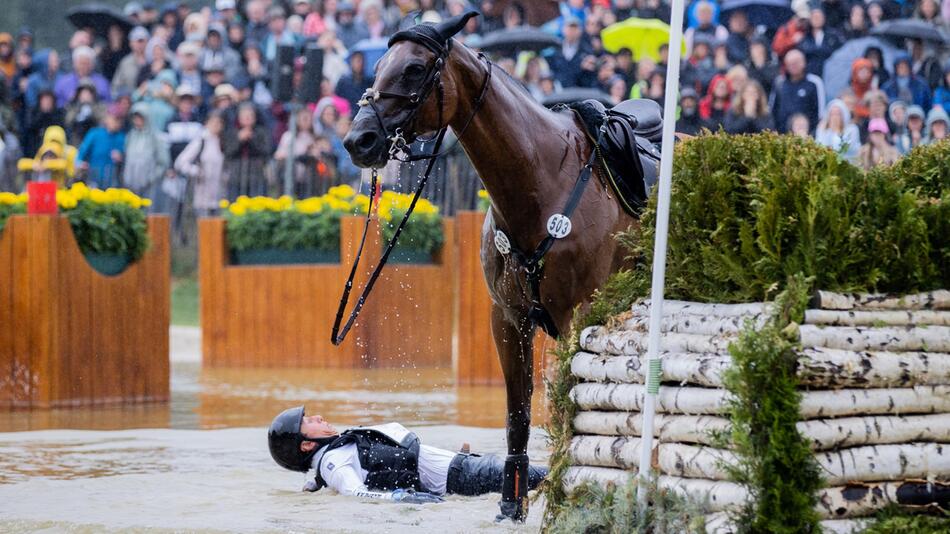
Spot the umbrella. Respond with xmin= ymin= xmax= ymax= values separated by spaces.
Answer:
xmin=870 ymin=19 xmax=949 ymax=44
xmin=719 ymin=0 xmax=792 ymax=30
xmin=822 ymin=36 xmax=900 ymax=104
xmin=66 ymin=3 xmax=134 ymax=37
xmin=477 ymin=26 xmax=561 ymax=56
xmin=350 ymin=38 xmax=389 ymax=77
xmin=540 ymin=88 xmax=614 ymax=107
xmin=601 ymin=18 xmax=686 ymax=61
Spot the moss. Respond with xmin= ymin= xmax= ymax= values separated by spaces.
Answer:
xmin=861 ymin=506 xmax=950 ymax=534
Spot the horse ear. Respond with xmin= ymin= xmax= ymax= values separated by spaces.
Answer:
xmin=434 ymin=11 xmax=479 ymax=43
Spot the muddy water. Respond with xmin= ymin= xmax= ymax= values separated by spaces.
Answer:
xmin=0 ymin=354 xmax=551 ymax=532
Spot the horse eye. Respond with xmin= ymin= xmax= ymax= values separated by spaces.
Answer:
xmin=404 ymin=64 xmax=425 ymax=77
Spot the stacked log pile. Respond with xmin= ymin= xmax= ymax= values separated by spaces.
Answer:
xmin=563 ymin=290 xmax=950 ymax=533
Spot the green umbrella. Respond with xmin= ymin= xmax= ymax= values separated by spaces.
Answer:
xmin=601 ymin=17 xmax=685 ymax=61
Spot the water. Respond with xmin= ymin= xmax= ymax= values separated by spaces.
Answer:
xmin=0 ymin=336 xmax=550 ymax=532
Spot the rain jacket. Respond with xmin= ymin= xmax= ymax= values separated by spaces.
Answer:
xmin=698 ymin=74 xmax=732 ymax=128
xmin=924 ymin=106 xmax=949 ymax=145
xmin=77 ymin=126 xmax=126 ymax=188
xmin=16 ymin=125 xmax=78 ymax=184
xmin=815 ymin=99 xmax=861 ymax=161
xmin=849 ymin=58 xmax=874 ymax=120
xmin=881 ymin=56 xmax=932 ymax=111
xmin=123 ymin=106 xmax=169 ymax=195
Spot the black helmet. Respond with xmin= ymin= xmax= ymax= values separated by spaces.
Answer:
xmin=268 ymin=406 xmax=316 ymax=472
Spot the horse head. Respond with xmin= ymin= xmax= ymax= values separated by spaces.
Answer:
xmin=343 ymin=11 xmax=479 ymax=168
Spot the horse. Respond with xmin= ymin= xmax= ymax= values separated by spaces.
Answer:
xmin=342 ymin=12 xmax=656 ymax=521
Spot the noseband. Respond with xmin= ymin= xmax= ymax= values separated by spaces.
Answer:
xmin=332 ymin=37 xmax=493 ymax=346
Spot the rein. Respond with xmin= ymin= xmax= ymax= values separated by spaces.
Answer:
xmin=331 ymin=51 xmax=493 ymax=346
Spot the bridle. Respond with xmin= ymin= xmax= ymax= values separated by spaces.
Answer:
xmin=331 ymin=34 xmax=493 ymax=346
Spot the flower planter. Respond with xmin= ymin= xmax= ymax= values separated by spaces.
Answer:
xmin=388 ymin=247 xmax=434 ymax=264
xmin=230 ymin=248 xmax=341 ymax=265
xmin=84 ymin=252 xmax=132 ymax=276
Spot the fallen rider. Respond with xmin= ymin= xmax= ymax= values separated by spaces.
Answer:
xmin=268 ymin=406 xmax=548 ymax=505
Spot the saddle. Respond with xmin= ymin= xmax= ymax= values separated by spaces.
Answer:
xmin=566 ymin=98 xmax=662 ymax=217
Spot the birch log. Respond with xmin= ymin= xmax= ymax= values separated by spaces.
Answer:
xmin=572 ymin=383 xmax=950 ymax=417
xmin=570 ymin=352 xmax=730 ymax=387
xmin=579 ymin=326 xmax=736 ymax=356
xmin=624 ymin=313 xmax=768 ymax=336
xmin=632 ymin=299 xmax=772 ymax=318
xmin=798 ymin=325 xmax=950 ymax=352
xmin=799 ymin=414 xmax=950 ymax=450
xmin=816 ymin=480 xmax=950 ymax=518
xmin=815 ymin=442 xmax=950 ymax=485
xmin=572 ymin=412 xmax=730 ymax=445
xmin=568 ymin=436 xmax=736 ymax=479
xmin=812 ymin=290 xmax=950 ymax=311
xmin=704 ymin=513 xmax=870 ymax=534
xmin=561 ymin=467 xmax=750 ymax=511
xmin=796 ymin=348 xmax=950 ymax=388
xmin=804 ymin=309 xmax=950 ymax=327
xmin=571 ymin=383 xmax=729 ymax=414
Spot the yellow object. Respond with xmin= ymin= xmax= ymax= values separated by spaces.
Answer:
xmin=17 ymin=126 xmax=79 ymax=185
xmin=601 ymin=17 xmax=686 ymax=61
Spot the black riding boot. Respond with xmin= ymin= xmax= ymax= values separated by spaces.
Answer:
xmin=445 ymin=453 xmax=547 ymax=498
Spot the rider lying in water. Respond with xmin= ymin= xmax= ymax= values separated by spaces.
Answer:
xmin=268 ymin=406 xmax=547 ymax=504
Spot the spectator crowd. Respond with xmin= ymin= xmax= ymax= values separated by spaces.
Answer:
xmin=0 ymin=0 xmax=948 ymax=234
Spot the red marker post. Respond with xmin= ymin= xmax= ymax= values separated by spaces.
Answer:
xmin=27 ymin=182 xmax=58 ymax=215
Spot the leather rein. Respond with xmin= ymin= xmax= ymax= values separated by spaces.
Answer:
xmin=331 ymin=42 xmax=493 ymax=345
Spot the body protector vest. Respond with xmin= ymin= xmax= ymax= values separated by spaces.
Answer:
xmin=310 ymin=423 xmax=424 ymax=493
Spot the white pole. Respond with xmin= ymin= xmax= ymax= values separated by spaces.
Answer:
xmin=636 ymin=0 xmax=687 ymax=514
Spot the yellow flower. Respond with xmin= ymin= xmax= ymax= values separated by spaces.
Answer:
xmin=15 ymin=192 xmax=28 ymax=203
xmin=56 ymin=190 xmax=78 ymax=209
xmin=89 ymin=189 xmax=109 ymax=204
xmin=142 ymin=198 xmax=152 ymax=207
xmin=328 ymin=184 xmax=356 ymax=199
xmin=0 ymin=192 xmax=19 ymax=205
xmin=229 ymin=203 xmax=246 ymax=216
xmin=70 ymin=182 xmax=90 ymax=200
xmin=477 ymin=189 xmax=489 ymax=199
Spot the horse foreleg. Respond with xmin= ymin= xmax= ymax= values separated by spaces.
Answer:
xmin=490 ymin=304 xmax=535 ymax=522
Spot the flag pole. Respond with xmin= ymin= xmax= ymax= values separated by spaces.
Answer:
xmin=636 ymin=0 xmax=687 ymax=514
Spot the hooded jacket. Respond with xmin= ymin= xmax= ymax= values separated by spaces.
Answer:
xmin=815 ymin=99 xmax=861 ymax=161
xmin=17 ymin=125 xmax=78 ymax=184
xmin=849 ymin=58 xmax=874 ymax=120
xmin=123 ymin=104 xmax=169 ymax=193
xmin=924 ymin=106 xmax=949 ymax=144
xmin=881 ymin=56 xmax=932 ymax=111
xmin=698 ymin=74 xmax=732 ymax=125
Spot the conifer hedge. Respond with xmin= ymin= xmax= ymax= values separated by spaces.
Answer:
xmin=543 ymin=135 xmax=950 ymax=531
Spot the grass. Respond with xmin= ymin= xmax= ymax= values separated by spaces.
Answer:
xmin=171 ymin=276 xmax=199 ymax=327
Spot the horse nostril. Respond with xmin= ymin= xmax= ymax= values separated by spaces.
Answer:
xmin=355 ymin=131 xmax=379 ymax=150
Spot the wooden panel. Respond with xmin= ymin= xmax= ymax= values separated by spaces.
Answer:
xmin=0 ymin=217 xmax=17 ymax=407
xmin=0 ymin=215 xmax=170 ymax=409
xmin=453 ymin=211 xmax=550 ymax=386
xmin=199 ymin=216 xmax=455 ymax=369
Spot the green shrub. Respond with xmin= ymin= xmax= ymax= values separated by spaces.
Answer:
xmin=862 ymin=507 xmax=950 ymax=534
xmin=381 ymin=207 xmax=444 ymax=254
xmin=66 ymin=196 xmax=150 ymax=260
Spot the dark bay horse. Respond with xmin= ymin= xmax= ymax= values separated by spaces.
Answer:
xmin=343 ymin=12 xmax=636 ymax=521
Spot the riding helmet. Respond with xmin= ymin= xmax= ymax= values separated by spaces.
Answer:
xmin=268 ymin=405 xmax=316 ymax=472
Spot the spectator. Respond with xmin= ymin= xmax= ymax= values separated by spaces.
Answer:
xmin=335 ymin=2 xmax=369 ymax=50
xmin=175 ymin=111 xmax=226 ymax=217
xmin=889 ymin=100 xmax=908 ymax=137
xmin=607 ymin=75 xmax=628 ymax=106
xmin=100 ymin=25 xmax=130 ymax=82
xmin=681 ymin=34 xmax=716 ymax=94
xmin=788 ymin=112 xmax=811 ymax=138
xmin=924 ymin=106 xmax=949 ymax=144
xmin=866 ymin=1 xmax=885 ymax=29
xmin=684 ymin=1 xmax=728 ymax=57
xmin=140 ymin=69 xmax=177 ymax=132
xmin=724 ymin=10 xmax=752 ymax=64
xmin=770 ymin=49 xmax=825 ymax=133
xmin=724 ymin=80 xmax=774 ymax=134
xmin=204 ymin=32 xmax=240 ymax=82
xmin=909 ymin=38 xmax=943 ymax=90
xmin=175 ymin=41 xmax=204 ymax=95
xmin=858 ymin=117 xmax=899 ymax=170
xmin=335 ymin=51 xmax=373 ymax=116
xmin=800 ymin=7 xmax=845 ymax=77
xmin=24 ymin=89 xmax=63 ymax=156
xmin=699 ymin=73 xmax=733 ymax=130
xmin=77 ymin=107 xmax=126 ymax=188
xmin=845 ymin=58 xmax=875 ymax=122
xmin=0 ymin=116 xmax=22 ymax=191
xmin=166 ymin=85 xmax=205 ymax=162
xmin=843 ymin=3 xmax=868 ymax=39
xmin=676 ymin=87 xmax=703 ymax=135
xmin=113 ymin=26 xmax=150 ymax=96
xmin=915 ymin=0 xmax=944 ymax=24
xmin=934 ymin=64 xmax=950 ymax=111
xmin=859 ymin=89 xmax=892 ymax=143
xmin=64 ymin=82 xmax=106 ymax=146
xmin=745 ymin=37 xmax=778 ymax=96
xmin=863 ymin=46 xmax=890 ymax=88
xmin=215 ymin=0 xmax=238 ymax=25
xmin=772 ymin=0 xmax=810 ymax=59
xmin=815 ymin=98 xmax=861 ymax=161
xmin=0 ymin=33 xmax=13 ymax=81
xmin=222 ymin=102 xmax=271 ymax=199
xmin=137 ymin=39 xmax=172 ymax=88
xmin=262 ymin=6 xmax=302 ymax=63
xmin=548 ymin=16 xmax=595 ymax=89
xmin=17 ymin=125 xmax=77 ymax=184
xmin=313 ymin=97 xmax=341 ymax=137
xmin=881 ymin=55 xmax=932 ymax=112
xmin=24 ymin=50 xmax=63 ymax=112
xmin=896 ymin=105 xmax=927 ymax=154
xmin=227 ymin=21 xmax=246 ymax=51
xmin=275 ymin=107 xmax=318 ymax=197
xmin=54 ymin=46 xmax=111 ymax=107
xmin=123 ymin=102 xmax=169 ymax=202
xmin=245 ymin=0 xmax=270 ymax=45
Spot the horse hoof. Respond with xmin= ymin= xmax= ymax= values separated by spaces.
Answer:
xmin=494 ymin=500 xmax=527 ymax=523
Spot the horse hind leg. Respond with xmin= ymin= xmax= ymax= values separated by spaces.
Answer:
xmin=490 ymin=304 xmax=535 ymax=523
